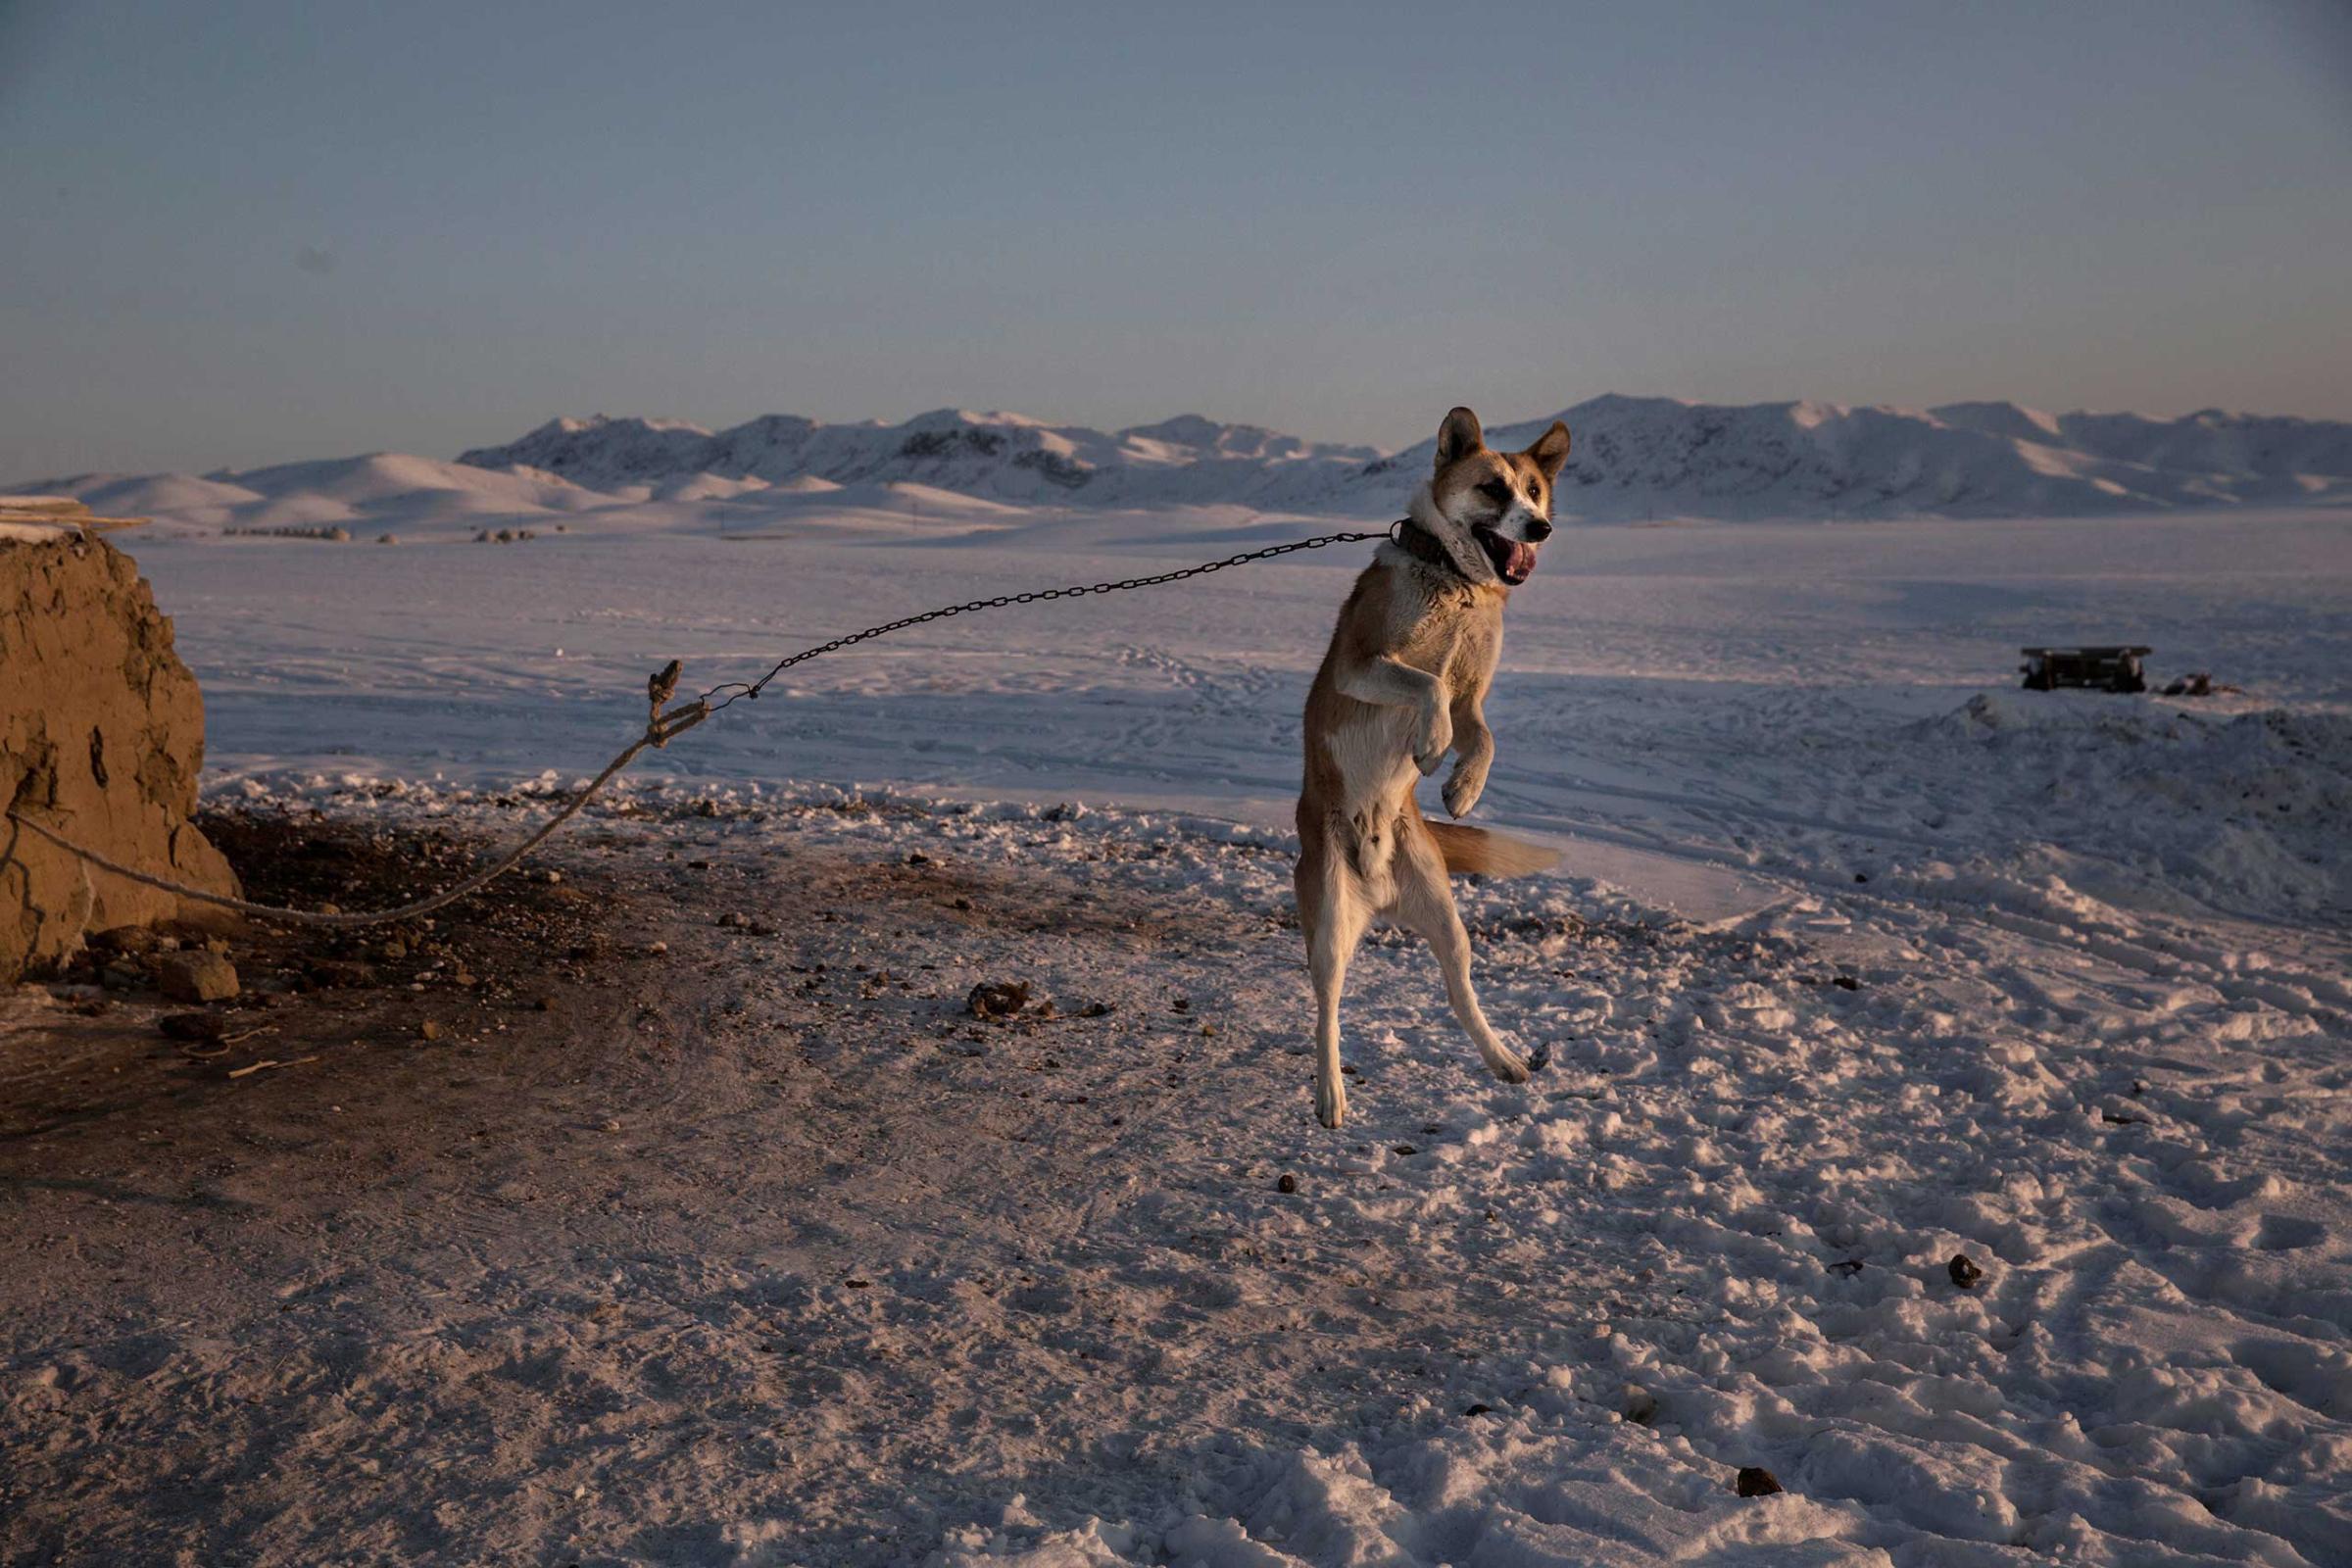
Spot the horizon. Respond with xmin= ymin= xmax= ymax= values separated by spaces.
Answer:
xmin=4 ymin=1 xmax=2349 ymax=476
xmin=20 ymin=387 xmax=2352 ymax=487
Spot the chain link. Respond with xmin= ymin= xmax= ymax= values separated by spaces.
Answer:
xmin=696 ymin=529 xmax=1390 ymax=713
xmin=13 ymin=527 xmax=1396 ymax=927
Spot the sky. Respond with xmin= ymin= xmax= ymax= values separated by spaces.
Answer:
xmin=2 ymin=0 xmax=2348 ymax=478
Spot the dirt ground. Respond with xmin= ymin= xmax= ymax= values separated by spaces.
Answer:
xmin=1 ymin=801 xmax=1637 ymax=1566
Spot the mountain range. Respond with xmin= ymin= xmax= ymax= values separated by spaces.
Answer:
xmin=23 ymin=396 xmax=2352 ymax=530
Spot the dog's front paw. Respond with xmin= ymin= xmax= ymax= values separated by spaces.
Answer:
xmin=1412 ymin=709 xmax=1453 ymax=776
xmin=1443 ymin=760 xmax=1488 ymax=818
xmin=1315 ymin=1076 xmax=1348 ymax=1128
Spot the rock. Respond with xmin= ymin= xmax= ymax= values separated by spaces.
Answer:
xmin=87 ymin=925 xmax=161 ymax=956
xmin=304 ymin=958 xmax=375 ymax=989
xmin=158 ymin=1011 xmax=228 ymax=1042
xmin=416 ymin=1019 xmax=442 ymax=1041
xmin=157 ymin=952 xmax=238 ymax=1003
xmin=1079 ymin=1002 xmax=1113 ymax=1018
xmin=1948 ymin=1253 xmax=1984 ymax=1290
xmin=1276 ymin=1173 xmax=1298 ymax=1194
xmin=2 ymin=518 xmax=241 ymax=980
xmin=1736 ymin=1466 xmax=1783 ymax=1497
xmin=967 ymin=980 xmax=1031 ymax=1019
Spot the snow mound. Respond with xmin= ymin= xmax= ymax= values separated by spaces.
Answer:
xmin=14 ymin=452 xmax=605 ymax=538
xmin=223 ymin=452 xmax=577 ymax=512
xmin=1902 ymin=692 xmax=2352 ymax=919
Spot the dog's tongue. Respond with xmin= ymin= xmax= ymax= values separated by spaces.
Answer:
xmin=1503 ymin=540 xmax=1538 ymax=583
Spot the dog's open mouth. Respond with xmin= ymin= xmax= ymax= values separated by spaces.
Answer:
xmin=1474 ymin=525 xmax=1539 ymax=586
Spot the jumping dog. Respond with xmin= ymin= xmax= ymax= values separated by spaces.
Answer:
xmin=1296 ymin=406 xmax=1567 ymax=1127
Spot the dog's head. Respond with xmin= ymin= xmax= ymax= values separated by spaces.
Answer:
xmin=1419 ymin=406 xmax=1570 ymax=588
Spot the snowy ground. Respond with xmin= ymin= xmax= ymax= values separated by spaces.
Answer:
xmin=9 ymin=501 xmax=2352 ymax=1564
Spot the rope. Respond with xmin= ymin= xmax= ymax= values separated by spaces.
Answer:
xmin=4 ymin=529 xmax=1387 ymax=928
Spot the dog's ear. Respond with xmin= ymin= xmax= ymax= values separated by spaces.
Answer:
xmin=1525 ymin=420 xmax=1571 ymax=480
xmin=1434 ymin=407 xmax=1484 ymax=469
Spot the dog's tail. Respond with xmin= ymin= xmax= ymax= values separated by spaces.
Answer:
xmin=1424 ymin=820 xmax=1560 ymax=879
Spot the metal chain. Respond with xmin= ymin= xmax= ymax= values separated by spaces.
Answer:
xmin=696 ymin=528 xmax=1390 ymax=713
xmin=11 ymin=527 xmax=1393 ymax=927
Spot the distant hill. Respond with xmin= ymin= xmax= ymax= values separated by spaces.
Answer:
xmin=21 ymin=397 xmax=2350 ymax=531
xmin=457 ymin=398 xmax=2352 ymax=518
xmin=454 ymin=408 xmax=1386 ymax=511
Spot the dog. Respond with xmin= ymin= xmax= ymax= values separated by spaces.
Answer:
xmin=1295 ymin=406 xmax=1568 ymax=1128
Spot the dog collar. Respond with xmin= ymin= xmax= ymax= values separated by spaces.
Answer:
xmin=1390 ymin=518 xmax=1472 ymax=580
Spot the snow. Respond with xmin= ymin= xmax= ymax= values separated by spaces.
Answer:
xmin=29 ymin=394 xmax=2351 ymax=534
xmin=8 ymin=468 xmax=2351 ymax=1564
xmin=439 ymin=395 xmax=2352 ymax=518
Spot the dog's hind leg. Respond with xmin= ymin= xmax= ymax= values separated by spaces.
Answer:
xmin=1395 ymin=820 xmax=1530 ymax=1085
xmin=1297 ymin=834 xmax=1370 ymax=1128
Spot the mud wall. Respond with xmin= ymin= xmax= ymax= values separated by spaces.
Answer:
xmin=1 ymin=519 xmax=239 ymax=978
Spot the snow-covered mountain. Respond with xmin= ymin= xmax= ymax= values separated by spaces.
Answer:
xmin=454 ymin=408 xmax=1387 ymax=511
xmin=21 ymin=397 xmax=2351 ymax=533
xmin=1324 ymin=397 xmax=2352 ymax=518
xmin=456 ymin=398 xmax=2352 ymax=518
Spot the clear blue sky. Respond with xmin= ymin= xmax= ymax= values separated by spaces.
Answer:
xmin=3 ymin=0 xmax=2347 ymax=477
